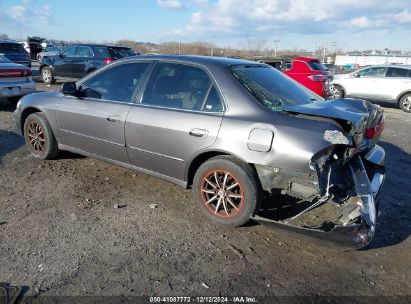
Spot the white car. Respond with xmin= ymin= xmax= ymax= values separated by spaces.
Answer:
xmin=333 ymin=65 xmax=411 ymax=112
xmin=0 ymin=55 xmax=35 ymax=104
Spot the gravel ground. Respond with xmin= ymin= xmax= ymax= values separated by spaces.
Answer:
xmin=0 ymin=83 xmax=410 ymax=302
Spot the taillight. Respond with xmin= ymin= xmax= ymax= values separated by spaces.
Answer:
xmin=366 ymin=116 xmax=385 ymax=139
xmin=308 ymin=74 xmax=327 ymax=82
xmin=0 ymin=69 xmax=31 ymax=78
xmin=103 ymin=58 xmax=113 ymax=65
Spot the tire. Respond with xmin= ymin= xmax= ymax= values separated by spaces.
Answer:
xmin=23 ymin=113 xmax=59 ymax=160
xmin=193 ymin=156 xmax=261 ymax=227
xmin=7 ymin=96 xmax=20 ymax=105
xmin=399 ymin=93 xmax=411 ymax=113
xmin=332 ymin=85 xmax=344 ymax=99
xmin=41 ymin=67 xmax=55 ymax=85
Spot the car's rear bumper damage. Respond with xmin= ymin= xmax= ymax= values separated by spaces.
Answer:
xmin=253 ymin=145 xmax=385 ymax=249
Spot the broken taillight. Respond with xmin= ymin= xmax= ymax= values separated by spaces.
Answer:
xmin=366 ymin=116 xmax=385 ymax=139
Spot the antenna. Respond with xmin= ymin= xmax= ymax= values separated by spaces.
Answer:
xmin=274 ymin=31 xmax=280 ymax=57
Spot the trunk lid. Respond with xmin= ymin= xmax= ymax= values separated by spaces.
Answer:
xmin=283 ymin=98 xmax=384 ymax=147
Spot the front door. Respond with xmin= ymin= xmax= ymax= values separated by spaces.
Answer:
xmin=56 ymin=61 xmax=152 ymax=162
xmin=54 ymin=46 xmax=77 ymax=78
xmin=125 ymin=62 xmax=224 ymax=181
xmin=71 ymin=46 xmax=94 ymax=78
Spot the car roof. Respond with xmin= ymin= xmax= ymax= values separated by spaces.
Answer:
xmin=361 ymin=64 xmax=411 ymax=69
xmin=125 ymin=54 xmax=260 ymax=67
xmin=66 ymin=44 xmax=132 ymax=49
xmin=0 ymin=40 xmax=19 ymax=44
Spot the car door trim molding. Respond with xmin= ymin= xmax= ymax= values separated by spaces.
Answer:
xmin=127 ymin=145 xmax=185 ymax=162
xmin=60 ymin=128 xmax=125 ymax=147
xmin=58 ymin=144 xmax=187 ymax=188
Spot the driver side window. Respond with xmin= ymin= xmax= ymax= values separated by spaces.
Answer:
xmin=61 ymin=46 xmax=77 ymax=57
xmin=357 ymin=67 xmax=386 ymax=77
xmin=80 ymin=62 xmax=150 ymax=103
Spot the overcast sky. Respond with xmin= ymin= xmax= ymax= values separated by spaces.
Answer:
xmin=1 ymin=0 xmax=411 ymax=51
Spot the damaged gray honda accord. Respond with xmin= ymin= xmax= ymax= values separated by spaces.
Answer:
xmin=14 ymin=55 xmax=385 ymax=249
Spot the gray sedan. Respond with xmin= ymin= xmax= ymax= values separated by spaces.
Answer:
xmin=14 ymin=55 xmax=385 ymax=249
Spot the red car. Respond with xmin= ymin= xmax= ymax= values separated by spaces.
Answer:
xmin=261 ymin=57 xmax=333 ymax=98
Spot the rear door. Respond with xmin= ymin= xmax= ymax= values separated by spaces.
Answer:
xmin=56 ymin=61 xmax=152 ymax=162
xmin=125 ymin=62 xmax=224 ymax=181
xmin=71 ymin=46 xmax=94 ymax=78
xmin=54 ymin=46 xmax=77 ymax=77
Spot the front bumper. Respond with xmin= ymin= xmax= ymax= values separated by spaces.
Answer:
xmin=252 ymin=145 xmax=385 ymax=250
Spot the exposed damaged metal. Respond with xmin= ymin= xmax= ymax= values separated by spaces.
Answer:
xmin=253 ymin=99 xmax=385 ymax=249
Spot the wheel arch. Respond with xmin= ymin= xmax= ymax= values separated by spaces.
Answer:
xmin=185 ymin=150 xmax=252 ymax=188
xmin=333 ymin=83 xmax=346 ymax=95
xmin=396 ymin=90 xmax=411 ymax=105
xmin=19 ymin=107 xmax=42 ymax=134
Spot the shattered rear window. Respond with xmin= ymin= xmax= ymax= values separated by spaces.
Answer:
xmin=230 ymin=65 xmax=324 ymax=111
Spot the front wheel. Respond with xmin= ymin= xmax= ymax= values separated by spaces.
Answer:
xmin=399 ymin=93 xmax=411 ymax=113
xmin=23 ymin=113 xmax=59 ymax=160
xmin=41 ymin=67 xmax=55 ymax=85
xmin=193 ymin=156 xmax=261 ymax=227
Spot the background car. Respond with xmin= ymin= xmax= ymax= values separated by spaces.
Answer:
xmin=0 ymin=55 xmax=35 ymax=104
xmin=0 ymin=40 xmax=31 ymax=68
xmin=36 ymin=45 xmax=62 ymax=62
xmin=15 ymin=55 xmax=385 ymax=248
xmin=39 ymin=44 xmax=136 ymax=84
xmin=260 ymin=57 xmax=333 ymax=98
xmin=333 ymin=64 xmax=411 ymax=112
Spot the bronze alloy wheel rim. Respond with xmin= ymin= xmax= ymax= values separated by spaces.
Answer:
xmin=27 ymin=121 xmax=45 ymax=153
xmin=200 ymin=170 xmax=244 ymax=219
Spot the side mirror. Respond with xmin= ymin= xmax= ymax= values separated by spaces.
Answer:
xmin=60 ymin=82 xmax=77 ymax=95
xmin=354 ymin=73 xmax=360 ymax=78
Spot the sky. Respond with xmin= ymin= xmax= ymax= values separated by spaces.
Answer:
xmin=1 ymin=0 xmax=411 ymax=51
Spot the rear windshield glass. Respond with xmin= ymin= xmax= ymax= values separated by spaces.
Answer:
xmin=0 ymin=55 xmax=11 ymax=63
xmin=108 ymin=47 xmax=135 ymax=59
xmin=307 ymin=60 xmax=327 ymax=71
xmin=0 ymin=43 xmax=26 ymax=53
xmin=230 ymin=65 xmax=323 ymax=111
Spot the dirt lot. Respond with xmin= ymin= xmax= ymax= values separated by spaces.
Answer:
xmin=0 ymin=83 xmax=410 ymax=302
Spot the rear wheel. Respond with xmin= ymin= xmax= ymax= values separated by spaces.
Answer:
xmin=23 ymin=113 xmax=59 ymax=160
xmin=193 ymin=156 xmax=261 ymax=227
xmin=333 ymin=85 xmax=344 ymax=99
xmin=41 ymin=67 xmax=55 ymax=85
xmin=399 ymin=93 xmax=411 ymax=113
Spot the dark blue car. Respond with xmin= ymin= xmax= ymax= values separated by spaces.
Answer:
xmin=0 ymin=40 xmax=31 ymax=68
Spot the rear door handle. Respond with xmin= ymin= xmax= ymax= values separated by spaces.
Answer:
xmin=107 ymin=115 xmax=120 ymax=122
xmin=189 ymin=128 xmax=208 ymax=137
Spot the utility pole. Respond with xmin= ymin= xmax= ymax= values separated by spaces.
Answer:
xmin=210 ymin=34 xmax=215 ymax=56
xmin=274 ymin=31 xmax=280 ymax=57
xmin=179 ymin=41 xmax=181 ymax=54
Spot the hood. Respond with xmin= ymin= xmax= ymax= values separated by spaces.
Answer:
xmin=283 ymin=99 xmax=371 ymax=132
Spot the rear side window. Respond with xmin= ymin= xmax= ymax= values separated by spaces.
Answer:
xmin=142 ymin=63 xmax=223 ymax=112
xmin=307 ymin=60 xmax=327 ymax=71
xmin=0 ymin=43 xmax=26 ymax=53
xmin=93 ymin=46 xmax=110 ymax=58
xmin=386 ymin=67 xmax=411 ymax=78
xmin=80 ymin=62 xmax=150 ymax=102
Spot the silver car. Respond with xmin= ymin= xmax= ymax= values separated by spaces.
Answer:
xmin=0 ymin=55 xmax=35 ymax=104
xmin=36 ymin=45 xmax=62 ymax=62
xmin=333 ymin=64 xmax=411 ymax=112
xmin=14 ymin=55 xmax=385 ymax=249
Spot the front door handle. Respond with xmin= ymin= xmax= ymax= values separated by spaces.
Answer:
xmin=107 ymin=115 xmax=120 ymax=122
xmin=189 ymin=128 xmax=208 ymax=137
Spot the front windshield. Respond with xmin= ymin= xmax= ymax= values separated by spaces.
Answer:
xmin=0 ymin=55 xmax=11 ymax=63
xmin=230 ymin=64 xmax=324 ymax=111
